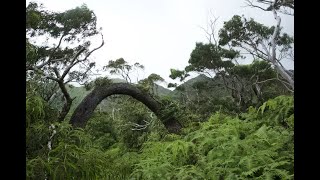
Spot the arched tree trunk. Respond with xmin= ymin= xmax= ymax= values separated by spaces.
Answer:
xmin=70 ymin=83 xmax=182 ymax=133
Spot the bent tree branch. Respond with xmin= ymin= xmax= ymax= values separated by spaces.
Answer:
xmin=70 ymin=83 xmax=183 ymax=134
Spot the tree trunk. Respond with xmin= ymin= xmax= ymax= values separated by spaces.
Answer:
xmin=57 ymin=81 xmax=73 ymax=122
xmin=70 ymin=83 xmax=182 ymax=133
xmin=271 ymin=6 xmax=294 ymax=90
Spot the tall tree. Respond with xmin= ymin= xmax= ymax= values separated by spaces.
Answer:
xmin=243 ymin=0 xmax=294 ymax=89
xmin=26 ymin=2 xmax=104 ymax=121
xmin=169 ymin=14 xmax=292 ymax=111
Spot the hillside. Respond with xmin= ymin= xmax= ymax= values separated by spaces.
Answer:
xmin=169 ymin=74 xmax=230 ymax=100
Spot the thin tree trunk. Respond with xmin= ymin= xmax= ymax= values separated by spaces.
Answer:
xmin=57 ymin=81 xmax=73 ymax=122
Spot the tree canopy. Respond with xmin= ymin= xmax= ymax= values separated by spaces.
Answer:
xmin=26 ymin=2 xmax=104 ymax=121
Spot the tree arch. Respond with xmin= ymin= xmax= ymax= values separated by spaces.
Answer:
xmin=70 ymin=83 xmax=182 ymax=133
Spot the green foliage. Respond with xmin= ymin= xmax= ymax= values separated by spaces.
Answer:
xmin=27 ymin=85 xmax=125 ymax=179
xmin=84 ymin=76 xmax=112 ymax=91
xmin=218 ymin=15 xmax=293 ymax=60
xmin=85 ymin=113 xmax=117 ymax=149
xmin=26 ymin=94 xmax=45 ymax=125
xmin=169 ymin=68 xmax=190 ymax=81
xmin=176 ymin=58 xmax=290 ymax=115
xmin=147 ymin=73 xmax=165 ymax=83
xmin=138 ymin=73 xmax=165 ymax=96
xmin=158 ymin=96 xmax=183 ymax=124
xmin=104 ymin=58 xmax=131 ymax=73
xmin=27 ymin=2 xmax=98 ymax=38
xmin=103 ymin=58 xmax=144 ymax=83
xmin=174 ymin=32 xmax=291 ymax=113
xmin=231 ymin=60 xmax=276 ymax=80
xmin=26 ymin=4 xmax=293 ymax=178
xmin=27 ymin=120 xmax=115 ymax=179
xmin=257 ymin=95 xmax=294 ymax=128
xmin=26 ymin=1 xmax=104 ymax=122
xmin=104 ymin=149 xmax=140 ymax=179
xmin=187 ymin=42 xmax=237 ymax=73
xmin=26 ymin=38 xmax=38 ymax=64
xmin=27 ymin=75 xmax=293 ymax=180
xmin=128 ymin=96 xmax=294 ymax=179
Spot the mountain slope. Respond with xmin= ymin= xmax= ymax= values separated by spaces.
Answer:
xmin=168 ymin=74 xmax=230 ymax=100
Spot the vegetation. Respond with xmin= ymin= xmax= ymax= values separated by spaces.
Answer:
xmin=26 ymin=1 xmax=294 ymax=179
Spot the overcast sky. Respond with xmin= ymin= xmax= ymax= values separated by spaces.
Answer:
xmin=27 ymin=0 xmax=294 ymax=86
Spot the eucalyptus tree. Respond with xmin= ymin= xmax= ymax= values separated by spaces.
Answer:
xmin=169 ymin=26 xmax=291 ymax=110
xmin=169 ymin=40 xmax=245 ymax=108
xmin=240 ymin=0 xmax=294 ymax=90
xmin=26 ymin=2 xmax=104 ymax=121
xmin=219 ymin=14 xmax=294 ymax=91
xmin=168 ymin=3 xmax=294 ymax=110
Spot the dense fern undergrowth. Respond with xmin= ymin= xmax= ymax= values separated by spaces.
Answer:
xmin=27 ymin=94 xmax=293 ymax=180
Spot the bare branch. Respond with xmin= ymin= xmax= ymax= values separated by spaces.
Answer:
xmin=254 ymin=73 xmax=293 ymax=92
xmin=245 ymin=0 xmax=270 ymax=11
xmin=28 ymin=66 xmax=60 ymax=82
xmin=45 ymin=75 xmax=60 ymax=82
xmin=244 ymin=0 xmax=294 ymax=16
xmin=209 ymin=14 xmax=219 ymax=45
xmin=64 ymin=67 xmax=93 ymax=84
xmin=277 ymin=8 xmax=294 ymax=16
xmin=59 ymin=47 xmax=86 ymax=80
xmin=79 ymin=33 xmax=105 ymax=62
xmin=48 ymin=34 xmax=67 ymax=60
xmin=120 ymin=119 xmax=152 ymax=131
xmin=198 ymin=12 xmax=219 ymax=45
xmin=220 ymin=73 xmax=238 ymax=92
xmin=255 ymin=78 xmax=278 ymax=84
xmin=260 ymin=40 xmax=272 ymax=60
xmin=198 ymin=25 xmax=213 ymax=44
xmin=276 ymin=75 xmax=294 ymax=92
xmin=26 ymin=57 xmax=66 ymax=71
xmin=27 ymin=34 xmax=68 ymax=71
xmin=239 ymin=43 xmax=269 ymax=62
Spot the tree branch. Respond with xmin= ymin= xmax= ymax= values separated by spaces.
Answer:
xmin=245 ymin=0 xmax=270 ymax=11
xmin=59 ymin=47 xmax=86 ymax=80
xmin=53 ymin=67 xmax=61 ymax=79
xmin=48 ymin=34 xmax=67 ymax=60
xmin=255 ymin=78 xmax=278 ymax=84
xmin=79 ymin=33 xmax=105 ymax=62
xmin=26 ymin=57 xmax=66 ymax=71
xmin=64 ymin=67 xmax=93 ymax=84
xmin=239 ymin=43 xmax=269 ymax=62
xmin=59 ymin=33 xmax=105 ymax=81
xmin=245 ymin=0 xmax=294 ymax=16
xmin=27 ymin=34 xmax=68 ymax=71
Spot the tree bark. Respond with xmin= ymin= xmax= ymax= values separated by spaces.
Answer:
xmin=57 ymin=81 xmax=73 ymax=122
xmin=270 ymin=1 xmax=294 ymax=90
xmin=70 ymin=83 xmax=182 ymax=133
